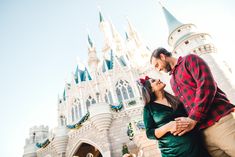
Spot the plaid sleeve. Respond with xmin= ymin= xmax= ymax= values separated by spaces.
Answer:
xmin=185 ymin=54 xmax=217 ymax=122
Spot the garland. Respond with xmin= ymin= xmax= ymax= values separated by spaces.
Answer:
xmin=127 ymin=123 xmax=134 ymax=140
xmin=110 ymin=102 xmax=123 ymax=112
xmin=128 ymin=100 xmax=136 ymax=106
xmin=36 ymin=139 xmax=50 ymax=148
xmin=66 ymin=112 xmax=90 ymax=129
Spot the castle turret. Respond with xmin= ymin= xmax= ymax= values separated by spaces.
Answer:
xmin=87 ymin=34 xmax=99 ymax=76
xmin=109 ymin=20 xmax=125 ymax=57
xmin=99 ymin=10 xmax=112 ymax=52
xmin=23 ymin=126 xmax=49 ymax=157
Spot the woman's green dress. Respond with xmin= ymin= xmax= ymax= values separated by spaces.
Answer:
xmin=143 ymin=102 xmax=210 ymax=157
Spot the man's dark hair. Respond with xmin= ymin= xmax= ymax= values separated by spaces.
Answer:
xmin=150 ymin=47 xmax=172 ymax=63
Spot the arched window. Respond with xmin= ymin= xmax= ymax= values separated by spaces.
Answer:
xmin=105 ymin=94 xmax=109 ymax=103
xmin=60 ymin=115 xmax=66 ymax=126
xmin=127 ymin=85 xmax=134 ymax=98
xmin=105 ymin=90 xmax=114 ymax=104
xmin=115 ymin=80 xmax=135 ymax=103
xmin=122 ymin=86 xmax=128 ymax=100
xmin=108 ymin=91 xmax=113 ymax=104
xmin=116 ymin=88 xmax=122 ymax=102
xmin=91 ymin=98 xmax=96 ymax=104
xmin=78 ymin=103 xmax=82 ymax=118
xmin=86 ymin=96 xmax=96 ymax=111
xmin=73 ymin=98 xmax=83 ymax=120
xmin=71 ymin=108 xmax=75 ymax=122
xmin=74 ymin=105 xmax=78 ymax=120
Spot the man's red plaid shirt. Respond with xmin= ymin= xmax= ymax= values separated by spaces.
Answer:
xmin=170 ymin=54 xmax=234 ymax=129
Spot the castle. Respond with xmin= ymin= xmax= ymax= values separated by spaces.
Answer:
xmin=23 ymin=4 xmax=235 ymax=157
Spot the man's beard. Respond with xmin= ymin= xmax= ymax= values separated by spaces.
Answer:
xmin=166 ymin=63 xmax=171 ymax=73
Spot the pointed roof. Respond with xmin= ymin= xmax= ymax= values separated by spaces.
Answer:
xmin=84 ymin=67 xmax=92 ymax=81
xmin=99 ymin=11 xmax=104 ymax=23
xmin=125 ymin=32 xmax=129 ymax=40
xmin=88 ymin=34 xmax=93 ymax=47
xmin=161 ymin=6 xmax=183 ymax=34
xmin=74 ymin=62 xmax=92 ymax=83
xmin=102 ymin=49 xmax=114 ymax=72
xmin=63 ymin=89 xmax=66 ymax=101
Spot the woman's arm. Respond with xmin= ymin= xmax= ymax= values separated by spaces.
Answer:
xmin=154 ymin=121 xmax=176 ymax=138
xmin=143 ymin=106 xmax=176 ymax=139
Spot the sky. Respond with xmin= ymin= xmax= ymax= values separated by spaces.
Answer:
xmin=0 ymin=0 xmax=235 ymax=157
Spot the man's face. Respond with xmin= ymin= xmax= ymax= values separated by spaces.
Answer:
xmin=151 ymin=56 xmax=171 ymax=73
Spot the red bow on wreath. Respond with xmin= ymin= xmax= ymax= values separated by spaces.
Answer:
xmin=139 ymin=76 xmax=150 ymax=85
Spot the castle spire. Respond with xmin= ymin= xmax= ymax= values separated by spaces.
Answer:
xmin=87 ymin=33 xmax=99 ymax=74
xmin=88 ymin=34 xmax=93 ymax=48
xmin=161 ymin=4 xmax=183 ymax=34
xmin=99 ymin=11 xmax=104 ymax=23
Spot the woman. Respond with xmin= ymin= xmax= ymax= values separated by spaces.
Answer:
xmin=140 ymin=76 xmax=210 ymax=157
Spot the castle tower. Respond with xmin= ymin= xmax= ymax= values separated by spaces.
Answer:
xmin=125 ymin=19 xmax=151 ymax=69
xmin=109 ymin=20 xmax=127 ymax=58
xmin=23 ymin=126 xmax=49 ymax=157
xmin=161 ymin=4 xmax=235 ymax=102
xmin=99 ymin=10 xmax=112 ymax=53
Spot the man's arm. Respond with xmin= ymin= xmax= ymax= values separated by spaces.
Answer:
xmin=186 ymin=54 xmax=217 ymax=122
xmin=173 ymin=54 xmax=217 ymax=136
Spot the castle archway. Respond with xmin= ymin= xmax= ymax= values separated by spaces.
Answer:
xmin=68 ymin=139 xmax=105 ymax=157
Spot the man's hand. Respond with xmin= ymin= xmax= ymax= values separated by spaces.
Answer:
xmin=173 ymin=117 xmax=197 ymax=136
xmin=167 ymin=120 xmax=190 ymax=134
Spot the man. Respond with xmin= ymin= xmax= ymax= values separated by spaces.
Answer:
xmin=150 ymin=47 xmax=235 ymax=157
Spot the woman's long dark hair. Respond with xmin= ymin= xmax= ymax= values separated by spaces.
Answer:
xmin=141 ymin=79 xmax=180 ymax=110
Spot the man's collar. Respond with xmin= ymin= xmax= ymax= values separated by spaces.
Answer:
xmin=170 ymin=56 xmax=183 ymax=75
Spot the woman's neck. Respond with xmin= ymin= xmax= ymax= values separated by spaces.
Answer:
xmin=155 ymin=90 xmax=165 ymax=101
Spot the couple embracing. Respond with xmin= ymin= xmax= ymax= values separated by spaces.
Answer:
xmin=140 ymin=48 xmax=235 ymax=157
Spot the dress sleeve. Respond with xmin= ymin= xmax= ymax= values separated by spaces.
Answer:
xmin=143 ymin=105 xmax=158 ymax=140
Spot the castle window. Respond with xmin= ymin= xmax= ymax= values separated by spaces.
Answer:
xmin=105 ymin=90 xmax=114 ymax=104
xmin=105 ymin=95 xmax=108 ymax=103
xmin=108 ymin=91 xmax=113 ymax=104
xmin=185 ymin=40 xmax=189 ymax=45
xmin=177 ymin=29 xmax=181 ymax=32
xmin=86 ymin=100 xmax=90 ymax=111
xmin=127 ymin=85 xmax=134 ymax=98
xmin=122 ymin=86 xmax=128 ymax=100
xmin=60 ymin=115 xmax=66 ymax=126
xmin=86 ymin=96 xmax=96 ymax=110
xmin=78 ymin=104 xmax=82 ymax=118
xmin=96 ymin=92 xmax=100 ymax=103
xmin=115 ymin=80 xmax=135 ymax=103
xmin=73 ymin=98 xmax=82 ymax=120
xmin=91 ymin=98 xmax=96 ymax=104
xmin=71 ymin=108 xmax=75 ymax=122
xmin=74 ymin=105 xmax=78 ymax=120
xmin=116 ymin=88 xmax=122 ymax=102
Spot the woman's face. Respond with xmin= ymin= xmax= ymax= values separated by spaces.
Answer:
xmin=149 ymin=79 xmax=166 ymax=92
